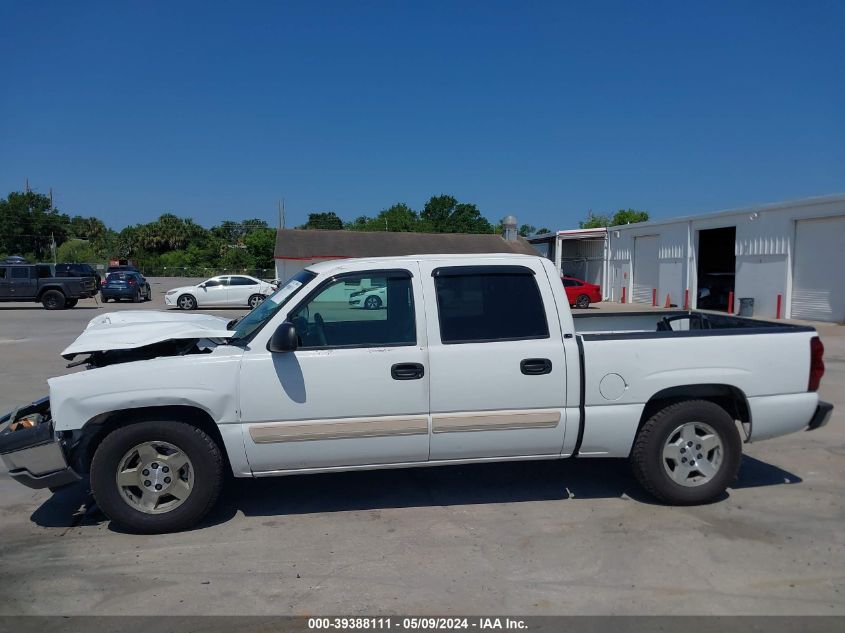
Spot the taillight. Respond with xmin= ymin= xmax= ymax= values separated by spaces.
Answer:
xmin=809 ymin=336 xmax=825 ymax=392
xmin=100 ymin=279 xmax=106 ymax=285
xmin=128 ymin=279 xmax=136 ymax=285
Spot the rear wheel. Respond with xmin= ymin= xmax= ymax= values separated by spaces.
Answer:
xmin=132 ymin=289 xmax=142 ymax=303
xmin=575 ymin=294 xmax=590 ymax=309
xmin=65 ymin=298 xmax=79 ymax=308
xmin=41 ymin=289 xmax=66 ymax=310
xmin=248 ymin=294 xmax=265 ymax=309
xmin=177 ymin=294 xmax=197 ymax=310
xmin=90 ymin=421 xmax=223 ymax=533
xmin=630 ymin=400 xmax=741 ymax=505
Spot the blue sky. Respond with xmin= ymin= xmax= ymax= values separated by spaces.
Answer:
xmin=1 ymin=1 xmax=843 ymax=230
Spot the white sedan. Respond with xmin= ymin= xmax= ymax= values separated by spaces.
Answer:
xmin=348 ymin=284 xmax=387 ymax=310
xmin=165 ymin=275 xmax=276 ymax=310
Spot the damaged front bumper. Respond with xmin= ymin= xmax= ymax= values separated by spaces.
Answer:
xmin=0 ymin=398 xmax=81 ymax=490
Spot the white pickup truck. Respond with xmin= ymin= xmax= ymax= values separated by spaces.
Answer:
xmin=0 ymin=254 xmax=832 ymax=533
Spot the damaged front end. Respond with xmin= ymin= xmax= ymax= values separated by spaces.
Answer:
xmin=0 ymin=398 xmax=81 ymax=490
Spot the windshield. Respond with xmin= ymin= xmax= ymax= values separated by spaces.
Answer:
xmin=229 ymin=269 xmax=316 ymax=341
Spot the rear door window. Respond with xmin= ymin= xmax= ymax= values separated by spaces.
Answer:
xmin=432 ymin=267 xmax=549 ymax=344
xmin=10 ymin=267 xmax=30 ymax=279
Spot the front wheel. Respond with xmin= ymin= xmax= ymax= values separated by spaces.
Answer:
xmin=574 ymin=294 xmax=590 ymax=309
xmin=248 ymin=294 xmax=265 ymax=309
xmin=364 ymin=295 xmax=382 ymax=310
xmin=65 ymin=298 xmax=79 ymax=308
xmin=177 ymin=294 xmax=197 ymax=310
xmin=90 ymin=421 xmax=223 ymax=533
xmin=630 ymin=400 xmax=741 ymax=505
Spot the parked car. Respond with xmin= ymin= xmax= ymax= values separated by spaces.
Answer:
xmin=55 ymin=262 xmax=101 ymax=286
xmin=562 ymin=275 xmax=602 ymax=309
xmin=349 ymin=284 xmax=387 ymax=310
xmin=165 ymin=275 xmax=275 ymax=310
xmin=106 ymin=264 xmax=140 ymax=275
xmin=2 ymin=255 xmax=28 ymax=264
xmin=0 ymin=254 xmax=832 ymax=533
xmin=0 ymin=263 xmax=98 ymax=309
xmin=100 ymin=271 xmax=152 ymax=303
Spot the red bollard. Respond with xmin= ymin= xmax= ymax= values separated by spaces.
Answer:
xmin=621 ymin=286 xmax=626 ymax=304
xmin=664 ymin=293 xmax=671 ymax=308
xmin=727 ymin=291 xmax=734 ymax=314
xmin=652 ymin=288 xmax=657 ymax=306
xmin=776 ymin=293 xmax=782 ymax=319
xmin=684 ymin=288 xmax=690 ymax=310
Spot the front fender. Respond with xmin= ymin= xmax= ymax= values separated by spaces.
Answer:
xmin=47 ymin=350 xmax=243 ymax=433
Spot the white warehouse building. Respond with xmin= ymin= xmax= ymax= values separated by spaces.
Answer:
xmin=531 ymin=194 xmax=845 ymax=323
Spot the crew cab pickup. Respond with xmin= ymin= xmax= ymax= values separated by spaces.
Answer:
xmin=0 ymin=263 xmax=98 ymax=309
xmin=0 ymin=254 xmax=832 ymax=533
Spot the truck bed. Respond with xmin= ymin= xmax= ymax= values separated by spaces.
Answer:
xmin=571 ymin=309 xmax=819 ymax=455
xmin=573 ymin=310 xmax=814 ymax=339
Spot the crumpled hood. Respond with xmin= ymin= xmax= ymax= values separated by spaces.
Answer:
xmin=61 ymin=311 xmax=235 ymax=359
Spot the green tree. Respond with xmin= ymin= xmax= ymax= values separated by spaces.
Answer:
xmin=219 ymin=246 xmax=254 ymax=271
xmin=420 ymin=195 xmax=492 ymax=233
xmin=139 ymin=213 xmax=208 ymax=252
xmin=0 ymin=191 xmax=71 ymax=259
xmin=579 ymin=208 xmax=648 ymax=228
xmin=56 ymin=239 xmax=97 ymax=263
xmin=579 ymin=210 xmax=612 ymax=229
xmin=298 ymin=212 xmax=344 ymax=230
xmin=347 ymin=203 xmax=420 ymax=232
xmin=611 ymin=209 xmax=649 ymax=225
xmin=244 ymin=227 xmax=276 ymax=270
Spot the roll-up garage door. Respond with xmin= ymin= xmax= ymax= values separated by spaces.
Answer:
xmin=633 ymin=235 xmax=659 ymax=304
xmin=791 ymin=216 xmax=845 ymax=322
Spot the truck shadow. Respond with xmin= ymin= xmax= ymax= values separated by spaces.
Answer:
xmin=29 ymin=455 xmax=802 ymax=531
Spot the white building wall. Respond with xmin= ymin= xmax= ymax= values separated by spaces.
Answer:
xmin=606 ymin=195 xmax=845 ymax=320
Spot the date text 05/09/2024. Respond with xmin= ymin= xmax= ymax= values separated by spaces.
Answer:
xmin=308 ymin=618 xmax=528 ymax=630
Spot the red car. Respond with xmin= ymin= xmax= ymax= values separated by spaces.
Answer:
xmin=562 ymin=276 xmax=602 ymax=309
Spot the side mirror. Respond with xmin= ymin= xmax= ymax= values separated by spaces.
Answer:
xmin=268 ymin=321 xmax=298 ymax=353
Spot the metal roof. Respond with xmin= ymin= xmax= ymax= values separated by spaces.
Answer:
xmin=274 ymin=229 xmax=538 ymax=259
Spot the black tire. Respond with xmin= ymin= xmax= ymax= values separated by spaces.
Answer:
xmin=90 ymin=421 xmax=223 ymax=534
xmin=132 ymin=289 xmax=142 ymax=303
xmin=575 ymin=294 xmax=590 ymax=309
xmin=41 ymin=289 xmax=66 ymax=310
xmin=101 ymin=296 xmax=109 ymax=303
xmin=364 ymin=295 xmax=382 ymax=310
xmin=630 ymin=400 xmax=741 ymax=505
xmin=177 ymin=294 xmax=197 ymax=310
xmin=248 ymin=294 xmax=265 ymax=309
xmin=65 ymin=298 xmax=79 ymax=308
xmin=145 ymin=289 xmax=152 ymax=301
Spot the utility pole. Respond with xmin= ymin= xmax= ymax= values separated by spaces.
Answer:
xmin=25 ymin=177 xmax=30 ymax=193
xmin=278 ymin=199 xmax=285 ymax=230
